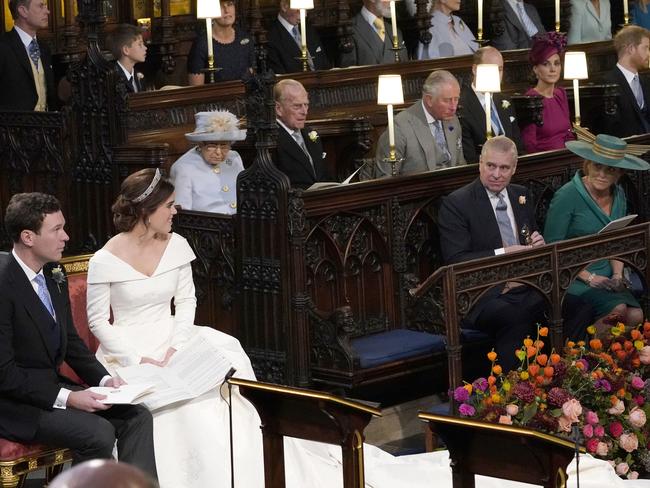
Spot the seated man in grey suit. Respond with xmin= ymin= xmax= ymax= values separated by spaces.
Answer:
xmin=375 ymin=70 xmax=466 ymax=177
xmin=340 ymin=0 xmax=408 ymax=67
xmin=460 ymin=46 xmax=524 ymax=163
xmin=491 ymin=0 xmax=545 ymax=50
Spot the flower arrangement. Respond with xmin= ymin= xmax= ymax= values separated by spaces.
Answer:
xmin=50 ymin=265 xmax=66 ymax=292
xmin=457 ymin=323 xmax=650 ymax=479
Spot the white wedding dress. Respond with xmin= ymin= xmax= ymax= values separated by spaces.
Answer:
xmin=86 ymin=233 xmax=650 ymax=488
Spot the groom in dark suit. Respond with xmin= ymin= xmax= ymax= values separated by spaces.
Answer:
xmin=0 ymin=0 xmax=58 ymax=110
xmin=274 ymin=79 xmax=331 ymax=188
xmin=0 ymin=193 xmax=157 ymax=477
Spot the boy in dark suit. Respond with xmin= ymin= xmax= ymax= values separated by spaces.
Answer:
xmin=0 ymin=193 xmax=157 ymax=477
xmin=0 ymin=0 xmax=57 ymax=110
xmin=108 ymin=24 xmax=148 ymax=93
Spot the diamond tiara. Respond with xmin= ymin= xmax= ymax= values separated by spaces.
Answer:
xmin=132 ymin=168 xmax=162 ymax=203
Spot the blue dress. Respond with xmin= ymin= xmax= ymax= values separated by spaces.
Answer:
xmin=187 ymin=27 xmax=255 ymax=82
xmin=543 ymin=171 xmax=640 ymax=317
xmin=632 ymin=2 xmax=650 ymax=29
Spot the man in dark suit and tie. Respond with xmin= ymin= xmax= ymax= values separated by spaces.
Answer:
xmin=274 ymin=79 xmax=331 ymax=188
xmin=0 ymin=193 xmax=157 ymax=477
xmin=460 ymin=47 xmax=524 ymax=163
xmin=491 ymin=0 xmax=545 ymax=50
xmin=603 ymin=25 xmax=650 ymax=137
xmin=0 ymin=0 xmax=58 ymax=110
xmin=267 ymin=0 xmax=330 ymax=74
xmin=438 ymin=137 xmax=592 ymax=371
xmin=339 ymin=0 xmax=408 ymax=67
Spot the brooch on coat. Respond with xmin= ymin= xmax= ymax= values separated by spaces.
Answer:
xmin=519 ymin=195 xmax=526 ymax=205
xmin=241 ymin=38 xmax=250 ymax=45
xmin=501 ymin=100 xmax=511 ymax=109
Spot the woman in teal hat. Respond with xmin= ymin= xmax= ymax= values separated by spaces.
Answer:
xmin=544 ymin=133 xmax=650 ymax=334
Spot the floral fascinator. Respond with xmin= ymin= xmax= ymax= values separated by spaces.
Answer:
xmin=528 ymin=31 xmax=567 ymax=66
xmin=185 ymin=110 xmax=247 ymax=143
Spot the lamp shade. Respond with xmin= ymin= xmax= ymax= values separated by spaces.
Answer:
xmin=290 ymin=0 xmax=314 ymax=8
xmin=563 ymin=52 xmax=588 ymax=80
xmin=475 ymin=64 xmax=501 ymax=93
xmin=197 ymin=0 xmax=221 ymax=18
xmin=377 ymin=75 xmax=404 ymax=105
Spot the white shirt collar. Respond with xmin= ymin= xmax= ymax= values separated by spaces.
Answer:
xmin=617 ymin=63 xmax=638 ymax=84
xmin=117 ymin=60 xmax=135 ymax=80
xmin=276 ymin=118 xmax=297 ymax=136
xmin=360 ymin=6 xmax=380 ymax=27
xmin=277 ymin=13 xmax=296 ymax=34
xmin=11 ymin=249 xmax=41 ymax=283
xmin=421 ymin=100 xmax=438 ymax=125
xmin=14 ymin=25 xmax=35 ymax=50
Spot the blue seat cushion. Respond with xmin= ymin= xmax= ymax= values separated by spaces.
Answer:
xmin=351 ymin=329 xmax=445 ymax=369
xmin=460 ymin=328 xmax=490 ymax=343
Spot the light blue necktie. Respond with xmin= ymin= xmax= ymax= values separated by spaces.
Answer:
xmin=491 ymin=100 xmax=504 ymax=135
xmin=28 ymin=38 xmax=40 ymax=71
xmin=495 ymin=193 xmax=518 ymax=246
xmin=516 ymin=2 xmax=539 ymax=37
xmin=34 ymin=273 xmax=55 ymax=318
xmin=291 ymin=26 xmax=301 ymax=47
xmin=432 ymin=120 xmax=451 ymax=166
xmin=632 ymin=74 xmax=645 ymax=109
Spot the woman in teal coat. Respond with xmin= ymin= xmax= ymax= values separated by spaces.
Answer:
xmin=544 ymin=134 xmax=649 ymax=333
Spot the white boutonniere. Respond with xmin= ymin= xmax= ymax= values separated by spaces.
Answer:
xmin=241 ymin=38 xmax=250 ymax=45
xmin=518 ymin=195 xmax=526 ymax=205
xmin=308 ymin=130 xmax=319 ymax=142
xmin=136 ymin=72 xmax=145 ymax=80
xmin=509 ymin=115 xmax=515 ymax=123
xmin=501 ymin=100 xmax=510 ymax=109
xmin=50 ymin=265 xmax=66 ymax=292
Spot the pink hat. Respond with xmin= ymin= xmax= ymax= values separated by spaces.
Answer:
xmin=528 ymin=32 xmax=567 ymax=66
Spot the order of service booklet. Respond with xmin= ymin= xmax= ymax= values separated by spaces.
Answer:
xmin=115 ymin=333 xmax=233 ymax=410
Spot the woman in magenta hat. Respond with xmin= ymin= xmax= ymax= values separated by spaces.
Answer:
xmin=521 ymin=32 xmax=576 ymax=153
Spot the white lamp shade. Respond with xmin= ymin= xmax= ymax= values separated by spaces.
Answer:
xmin=197 ymin=0 xmax=221 ymax=18
xmin=377 ymin=75 xmax=404 ymax=105
xmin=475 ymin=64 xmax=501 ymax=93
xmin=563 ymin=52 xmax=589 ymax=80
xmin=290 ymin=0 xmax=314 ymax=8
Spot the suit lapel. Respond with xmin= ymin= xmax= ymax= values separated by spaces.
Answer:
xmin=508 ymin=186 xmax=532 ymax=242
xmin=355 ymin=16 xmax=384 ymax=63
xmin=615 ymin=68 xmax=646 ymax=123
xmin=408 ymin=104 xmax=440 ymax=170
xmin=471 ymin=179 xmax=503 ymax=247
xmin=44 ymin=268 xmax=66 ymax=357
xmin=503 ymin=2 xmax=526 ymax=32
xmin=8 ymin=29 xmax=35 ymax=87
xmin=442 ymin=118 xmax=460 ymax=162
xmin=8 ymin=258 xmax=59 ymax=362
xmin=279 ymin=128 xmax=316 ymax=179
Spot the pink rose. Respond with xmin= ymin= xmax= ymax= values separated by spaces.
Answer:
xmin=594 ymin=425 xmax=605 ymax=437
xmin=596 ymin=442 xmax=609 ymax=456
xmin=631 ymin=375 xmax=645 ymax=390
xmin=586 ymin=438 xmax=599 ymax=453
xmin=585 ymin=410 xmax=599 ymax=425
xmin=562 ymin=399 xmax=582 ymax=423
xmin=616 ymin=462 xmax=630 ymax=475
xmin=498 ymin=414 xmax=513 ymax=425
xmin=608 ymin=399 xmax=625 ymax=415
xmin=506 ymin=404 xmax=519 ymax=416
xmin=558 ymin=415 xmax=572 ymax=433
xmin=629 ymin=406 xmax=647 ymax=428
xmin=619 ymin=433 xmax=639 ymax=453
xmin=628 ymin=471 xmax=639 ymax=480
xmin=609 ymin=421 xmax=624 ymax=438
xmin=583 ymin=424 xmax=594 ymax=438
xmin=639 ymin=346 xmax=650 ymax=365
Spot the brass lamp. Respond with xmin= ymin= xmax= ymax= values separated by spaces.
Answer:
xmin=377 ymin=74 xmax=405 ymax=176
xmin=475 ymin=64 xmax=501 ymax=140
xmin=290 ymin=0 xmax=314 ymax=71
xmin=196 ymin=0 xmax=222 ymax=84
xmin=563 ymin=52 xmax=588 ymax=127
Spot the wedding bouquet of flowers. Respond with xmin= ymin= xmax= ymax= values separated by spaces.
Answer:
xmin=456 ymin=323 xmax=650 ymax=479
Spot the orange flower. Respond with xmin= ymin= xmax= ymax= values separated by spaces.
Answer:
xmin=492 ymin=365 xmax=502 ymax=375
xmin=611 ymin=342 xmax=622 ymax=352
xmin=610 ymin=395 xmax=619 ymax=406
xmin=487 ymin=350 xmax=497 ymax=362
xmin=523 ymin=337 xmax=533 ymax=347
xmin=528 ymin=364 xmax=540 ymax=376
xmin=632 ymin=357 xmax=641 ymax=368
xmin=534 ymin=340 xmax=545 ymax=350
xmin=631 ymin=329 xmax=642 ymax=340
xmin=488 ymin=375 xmax=496 ymax=386
xmin=589 ymin=339 xmax=602 ymax=350
xmin=526 ymin=346 xmax=537 ymax=358
xmin=535 ymin=375 xmax=545 ymax=385
xmin=575 ymin=361 xmax=586 ymax=370
xmin=543 ymin=366 xmax=554 ymax=378
xmin=624 ymin=341 xmax=634 ymax=351
xmin=617 ymin=388 xmax=626 ymax=398
xmin=643 ymin=321 xmax=650 ymax=333
xmin=536 ymin=354 xmax=548 ymax=366
xmin=567 ymin=341 xmax=576 ymax=348
xmin=616 ymin=350 xmax=628 ymax=361
xmin=538 ymin=327 xmax=549 ymax=337
xmin=550 ymin=353 xmax=561 ymax=365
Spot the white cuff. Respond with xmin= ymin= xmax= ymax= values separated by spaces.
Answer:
xmin=54 ymin=388 xmax=71 ymax=409
xmin=494 ymin=248 xmax=505 ymax=255
xmin=99 ymin=375 xmax=112 ymax=387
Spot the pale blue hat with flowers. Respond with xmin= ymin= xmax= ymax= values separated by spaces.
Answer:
xmin=185 ymin=110 xmax=247 ymax=143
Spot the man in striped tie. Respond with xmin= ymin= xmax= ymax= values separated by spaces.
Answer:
xmin=438 ymin=136 xmax=593 ymax=371
xmin=0 ymin=0 xmax=58 ymax=110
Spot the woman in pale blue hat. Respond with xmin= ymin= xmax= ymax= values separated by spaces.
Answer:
xmin=169 ymin=110 xmax=246 ymax=214
xmin=544 ymin=133 xmax=650 ymax=333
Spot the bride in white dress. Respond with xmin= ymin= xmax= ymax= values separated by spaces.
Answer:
xmin=86 ymin=168 xmax=649 ymax=488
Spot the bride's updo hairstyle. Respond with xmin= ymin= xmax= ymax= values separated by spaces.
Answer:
xmin=112 ymin=168 xmax=174 ymax=233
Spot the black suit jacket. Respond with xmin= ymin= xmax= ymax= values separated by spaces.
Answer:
xmin=438 ymin=178 xmax=537 ymax=325
xmin=0 ymin=255 xmax=108 ymax=441
xmin=602 ymin=67 xmax=650 ymax=137
xmin=459 ymin=84 xmax=524 ymax=163
xmin=491 ymin=0 xmax=546 ymax=51
xmin=266 ymin=19 xmax=330 ymax=74
xmin=0 ymin=28 xmax=57 ymax=111
xmin=275 ymin=126 xmax=330 ymax=188
xmin=114 ymin=62 xmax=145 ymax=94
